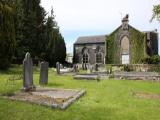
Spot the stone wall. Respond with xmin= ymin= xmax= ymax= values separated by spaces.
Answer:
xmin=74 ymin=43 xmax=105 ymax=65
xmin=108 ymin=64 xmax=160 ymax=73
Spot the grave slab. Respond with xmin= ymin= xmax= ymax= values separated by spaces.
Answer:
xmin=3 ymin=87 xmax=85 ymax=110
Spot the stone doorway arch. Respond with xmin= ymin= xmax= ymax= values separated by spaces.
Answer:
xmin=121 ymin=36 xmax=130 ymax=64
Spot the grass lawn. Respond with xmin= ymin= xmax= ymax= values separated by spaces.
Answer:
xmin=0 ymin=65 xmax=160 ymax=120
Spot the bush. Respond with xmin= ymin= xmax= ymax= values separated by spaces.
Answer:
xmin=123 ymin=64 xmax=133 ymax=72
xmin=141 ymin=55 xmax=160 ymax=64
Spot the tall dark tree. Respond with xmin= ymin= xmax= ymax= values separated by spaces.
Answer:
xmin=44 ymin=8 xmax=66 ymax=66
xmin=0 ymin=0 xmax=66 ymax=68
xmin=15 ymin=0 xmax=47 ymax=62
xmin=0 ymin=0 xmax=16 ymax=69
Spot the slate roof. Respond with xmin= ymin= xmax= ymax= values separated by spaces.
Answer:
xmin=75 ymin=35 xmax=107 ymax=44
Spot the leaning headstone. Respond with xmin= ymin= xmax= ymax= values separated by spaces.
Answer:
xmin=22 ymin=52 xmax=35 ymax=92
xmin=56 ymin=62 xmax=60 ymax=74
xmin=39 ymin=62 xmax=48 ymax=85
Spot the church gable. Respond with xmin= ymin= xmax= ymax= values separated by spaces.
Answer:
xmin=106 ymin=15 xmax=146 ymax=64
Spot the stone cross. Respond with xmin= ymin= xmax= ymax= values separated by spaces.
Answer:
xmin=39 ymin=62 xmax=48 ymax=85
xmin=22 ymin=52 xmax=35 ymax=91
xmin=56 ymin=62 xmax=60 ymax=74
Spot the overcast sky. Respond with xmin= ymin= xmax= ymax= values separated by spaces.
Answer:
xmin=41 ymin=0 xmax=160 ymax=54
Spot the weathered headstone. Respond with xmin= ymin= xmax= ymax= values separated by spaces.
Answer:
xmin=89 ymin=65 xmax=93 ymax=73
xmin=87 ymin=64 xmax=90 ymax=73
xmin=60 ymin=64 xmax=63 ymax=69
xmin=73 ymin=64 xmax=79 ymax=73
xmin=56 ymin=62 xmax=60 ymax=74
xmin=39 ymin=62 xmax=48 ymax=85
xmin=95 ymin=64 xmax=99 ymax=71
xmin=22 ymin=52 xmax=35 ymax=91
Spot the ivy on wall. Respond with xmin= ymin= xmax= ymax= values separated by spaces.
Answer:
xmin=129 ymin=28 xmax=146 ymax=63
xmin=106 ymin=26 xmax=146 ymax=64
xmin=106 ymin=30 xmax=118 ymax=64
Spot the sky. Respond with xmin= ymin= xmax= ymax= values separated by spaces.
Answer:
xmin=41 ymin=0 xmax=160 ymax=54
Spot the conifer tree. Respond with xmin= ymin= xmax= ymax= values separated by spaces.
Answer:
xmin=0 ymin=0 xmax=16 ymax=69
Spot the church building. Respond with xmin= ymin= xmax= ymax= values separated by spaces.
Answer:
xmin=73 ymin=15 xmax=158 ymax=67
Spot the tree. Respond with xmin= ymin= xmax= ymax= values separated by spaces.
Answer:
xmin=44 ymin=8 xmax=66 ymax=66
xmin=15 ymin=0 xmax=47 ymax=63
xmin=0 ymin=0 xmax=66 ymax=67
xmin=151 ymin=4 xmax=160 ymax=22
xmin=0 ymin=0 xmax=16 ymax=69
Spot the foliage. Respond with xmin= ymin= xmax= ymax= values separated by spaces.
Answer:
xmin=0 ymin=66 xmax=160 ymax=120
xmin=129 ymin=28 xmax=145 ymax=63
xmin=0 ymin=1 xmax=16 ymax=69
xmin=44 ymin=9 xmax=66 ymax=66
xmin=106 ymin=26 xmax=145 ymax=64
xmin=0 ymin=0 xmax=66 ymax=68
xmin=151 ymin=4 xmax=160 ymax=22
xmin=123 ymin=64 xmax=134 ymax=72
xmin=15 ymin=0 xmax=47 ymax=61
xmin=141 ymin=55 xmax=160 ymax=64
xmin=106 ymin=64 xmax=112 ymax=73
xmin=106 ymin=30 xmax=118 ymax=64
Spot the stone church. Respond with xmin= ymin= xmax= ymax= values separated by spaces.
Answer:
xmin=73 ymin=15 xmax=158 ymax=67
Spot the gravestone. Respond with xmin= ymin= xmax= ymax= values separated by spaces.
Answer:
xmin=73 ymin=64 xmax=79 ymax=73
xmin=22 ymin=52 xmax=35 ymax=91
xmin=89 ymin=65 xmax=93 ymax=73
xmin=87 ymin=64 xmax=91 ymax=73
xmin=56 ymin=62 xmax=60 ymax=74
xmin=39 ymin=62 xmax=49 ymax=85
xmin=95 ymin=64 xmax=99 ymax=71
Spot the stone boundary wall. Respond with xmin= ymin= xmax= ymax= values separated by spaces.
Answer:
xmin=107 ymin=64 xmax=160 ymax=73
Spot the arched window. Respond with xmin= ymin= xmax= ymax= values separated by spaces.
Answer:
xmin=83 ymin=53 xmax=89 ymax=63
xmin=96 ymin=52 xmax=103 ymax=63
xmin=121 ymin=36 xmax=129 ymax=64
xmin=121 ymin=36 xmax=129 ymax=54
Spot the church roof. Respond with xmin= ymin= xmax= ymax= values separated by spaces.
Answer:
xmin=75 ymin=35 xmax=106 ymax=44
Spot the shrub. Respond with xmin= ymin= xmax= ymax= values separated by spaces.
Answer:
xmin=141 ymin=55 xmax=160 ymax=64
xmin=123 ymin=65 xmax=133 ymax=72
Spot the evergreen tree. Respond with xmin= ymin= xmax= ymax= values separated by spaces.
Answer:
xmin=0 ymin=0 xmax=66 ymax=68
xmin=0 ymin=0 xmax=16 ymax=69
xmin=15 ymin=0 xmax=47 ymax=62
xmin=44 ymin=8 xmax=66 ymax=66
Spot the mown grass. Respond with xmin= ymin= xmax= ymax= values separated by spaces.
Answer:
xmin=0 ymin=65 xmax=160 ymax=120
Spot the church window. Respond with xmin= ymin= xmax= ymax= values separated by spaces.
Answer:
xmin=83 ymin=53 xmax=89 ymax=63
xmin=96 ymin=52 xmax=103 ymax=63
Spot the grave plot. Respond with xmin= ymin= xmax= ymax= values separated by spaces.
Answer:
xmin=114 ymin=71 xmax=160 ymax=80
xmin=3 ymin=52 xmax=85 ymax=110
xmin=73 ymin=73 xmax=109 ymax=80
xmin=3 ymin=87 xmax=85 ymax=109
